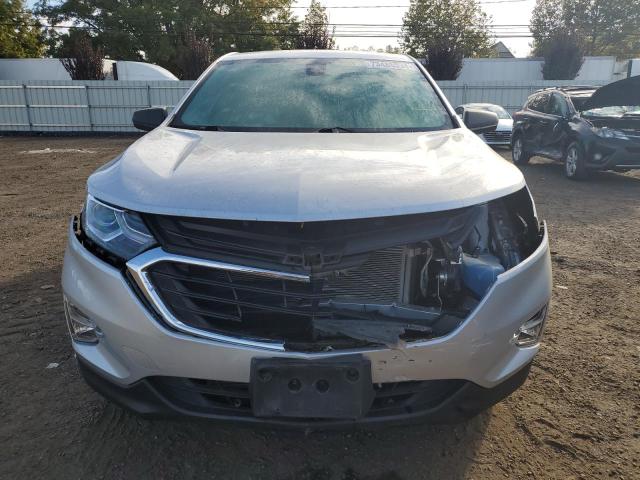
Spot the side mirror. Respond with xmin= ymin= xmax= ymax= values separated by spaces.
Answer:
xmin=132 ymin=107 xmax=167 ymax=131
xmin=463 ymin=109 xmax=499 ymax=134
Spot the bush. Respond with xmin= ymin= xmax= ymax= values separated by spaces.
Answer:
xmin=541 ymin=32 xmax=585 ymax=80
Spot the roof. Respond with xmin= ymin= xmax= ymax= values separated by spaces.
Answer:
xmin=491 ymin=41 xmax=515 ymax=59
xmin=534 ymin=85 xmax=598 ymax=97
xmin=220 ymin=49 xmax=413 ymax=63
xmin=459 ymin=103 xmax=503 ymax=108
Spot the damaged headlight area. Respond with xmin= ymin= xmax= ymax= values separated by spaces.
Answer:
xmin=594 ymin=126 xmax=629 ymax=140
xmin=79 ymin=194 xmax=157 ymax=264
xmin=133 ymin=187 xmax=544 ymax=352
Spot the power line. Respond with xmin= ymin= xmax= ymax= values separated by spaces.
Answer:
xmin=3 ymin=19 xmax=537 ymax=28
xmin=12 ymin=23 xmax=640 ymax=39
xmin=287 ymin=1 xmax=532 ymax=7
xmin=18 ymin=0 xmax=533 ymax=14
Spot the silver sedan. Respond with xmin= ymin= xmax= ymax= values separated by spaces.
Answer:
xmin=456 ymin=103 xmax=513 ymax=146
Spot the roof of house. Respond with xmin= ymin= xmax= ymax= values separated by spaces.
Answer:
xmin=491 ymin=41 xmax=515 ymax=58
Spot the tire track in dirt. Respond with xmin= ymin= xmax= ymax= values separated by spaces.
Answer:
xmin=1 ymin=138 xmax=639 ymax=479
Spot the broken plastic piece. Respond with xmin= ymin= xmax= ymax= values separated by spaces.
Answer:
xmin=313 ymin=318 xmax=432 ymax=348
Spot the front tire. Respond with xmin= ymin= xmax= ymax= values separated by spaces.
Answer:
xmin=511 ymin=135 xmax=531 ymax=165
xmin=564 ymin=142 xmax=589 ymax=180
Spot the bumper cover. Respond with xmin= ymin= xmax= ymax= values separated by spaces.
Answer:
xmin=62 ymin=219 xmax=551 ymax=391
xmin=586 ymin=137 xmax=640 ymax=170
xmin=77 ymin=356 xmax=533 ymax=427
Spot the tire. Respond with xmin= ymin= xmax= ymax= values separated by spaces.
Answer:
xmin=564 ymin=142 xmax=589 ymax=180
xmin=511 ymin=135 xmax=531 ymax=165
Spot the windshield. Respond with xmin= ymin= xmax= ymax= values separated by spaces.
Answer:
xmin=582 ymin=105 xmax=640 ymax=118
xmin=172 ymin=58 xmax=454 ymax=132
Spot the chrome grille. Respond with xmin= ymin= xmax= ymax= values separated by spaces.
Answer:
xmin=482 ymin=131 xmax=511 ymax=143
xmin=143 ymin=246 xmax=406 ymax=345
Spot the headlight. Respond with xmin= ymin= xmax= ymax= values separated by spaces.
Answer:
xmin=82 ymin=194 xmax=156 ymax=260
xmin=594 ymin=127 xmax=628 ymax=140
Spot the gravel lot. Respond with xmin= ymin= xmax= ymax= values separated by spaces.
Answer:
xmin=1 ymin=136 xmax=639 ymax=480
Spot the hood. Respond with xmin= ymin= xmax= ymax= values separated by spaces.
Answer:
xmin=88 ymin=127 xmax=525 ymax=222
xmin=582 ymin=75 xmax=640 ymax=111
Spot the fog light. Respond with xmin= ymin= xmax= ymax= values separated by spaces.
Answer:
xmin=593 ymin=153 xmax=602 ymax=161
xmin=63 ymin=296 xmax=102 ymax=344
xmin=514 ymin=305 xmax=548 ymax=347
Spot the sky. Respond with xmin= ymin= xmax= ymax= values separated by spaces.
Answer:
xmin=27 ymin=0 xmax=538 ymax=58
xmin=292 ymin=0 xmax=537 ymax=57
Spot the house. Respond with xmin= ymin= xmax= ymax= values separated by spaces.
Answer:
xmin=491 ymin=41 xmax=515 ymax=59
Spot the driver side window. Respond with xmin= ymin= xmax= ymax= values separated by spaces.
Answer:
xmin=549 ymin=93 xmax=569 ymax=117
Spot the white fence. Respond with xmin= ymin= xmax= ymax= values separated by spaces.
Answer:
xmin=437 ymin=79 xmax=607 ymax=114
xmin=0 ymin=80 xmax=192 ymax=133
xmin=0 ymin=79 xmax=609 ymax=133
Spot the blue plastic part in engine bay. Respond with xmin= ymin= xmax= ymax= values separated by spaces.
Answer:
xmin=462 ymin=253 xmax=505 ymax=298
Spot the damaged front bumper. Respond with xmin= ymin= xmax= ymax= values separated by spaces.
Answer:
xmin=76 ymin=354 xmax=533 ymax=427
xmin=585 ymin=136 xmax=640 ymax=170
xmin=62 ymin=217 xmax=552 ymax=424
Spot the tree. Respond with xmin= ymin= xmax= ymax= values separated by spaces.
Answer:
xmin=531 ymin=0 xmax=640 ymax=58
xmin=541 ymin=32 xmax=584 ymax=79
xmin=35 ymin=0 xmax=299 ymax=79
xmin=175 ymin=32 xmax=215 ymax=80
xmin=295 ymin=0 xmax=335 ymax=50
xmin=60 ymin=32 xmax=105 ymax=79
xmin=401 ymin=0 xmax=493 ymax=80
xmin=0 ymin=0 xmax=45 ymax=58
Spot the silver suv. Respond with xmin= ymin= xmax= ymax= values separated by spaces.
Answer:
xmin=62 ymin=50 xmax=551 ymax=427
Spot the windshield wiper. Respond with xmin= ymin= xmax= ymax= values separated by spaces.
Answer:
xmin=315 ymin=126 xmax=355 ymax=133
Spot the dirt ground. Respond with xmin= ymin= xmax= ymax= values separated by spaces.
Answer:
xmin=1 ymin=135 xmax=639 ymax=480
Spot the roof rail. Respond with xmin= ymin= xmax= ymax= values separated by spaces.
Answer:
xmin=557 ymin=85 xmax=599 ymax=91
xmin=533 ymin=85 xmax=598 ymax=94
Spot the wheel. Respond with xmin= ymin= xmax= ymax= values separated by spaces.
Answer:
xmin=511 ymin=135 xmax=531 ymax=165
xmin=564 ymin=142 xmax=589 ymax=180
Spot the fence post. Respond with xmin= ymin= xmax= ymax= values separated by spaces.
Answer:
xmin=22 ymin=84 xmax=32 ymax=132
xmin=147 ymin=84 xmax=152 ymax=107
xmin=84 ymin=85 xmax=93 ymax=132
xmin=462 ymin=83 xmax=468 ymax=104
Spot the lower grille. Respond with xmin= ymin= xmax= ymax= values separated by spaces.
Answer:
xmin=149 ymin=376 xmax=465 ymax=419
xmin=482 ymin=131 xmax=511 ymax=143
xmin=145 ymin=247 xmax=406 ymax=345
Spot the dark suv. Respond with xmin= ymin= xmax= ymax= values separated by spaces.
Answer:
xmin=511 ymin=76 xmax=640 ymax=180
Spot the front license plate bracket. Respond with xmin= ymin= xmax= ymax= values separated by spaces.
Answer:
xmin=250 ymin=355 xmax=374 ymax=420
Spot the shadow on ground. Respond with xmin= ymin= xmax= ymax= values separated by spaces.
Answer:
xmin=1 ymin=267 xmax=489 ymax=480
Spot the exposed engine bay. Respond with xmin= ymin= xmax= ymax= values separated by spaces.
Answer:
xmin=138 ymin=187 xmax=544 ymax=351
xmin=310 ymin=187 xmax=542 ymax=348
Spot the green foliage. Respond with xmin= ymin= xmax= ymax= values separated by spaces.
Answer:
xmin=175 ymin=32 xmax=215 ymax=80
xmin=295 ymin=0 xmax=334 ymax=50
xmin=540 ymin=32 xmax=584 ymax=79
xmin=531 ymin=0 xmax=640 ymax=58
xmin=35 ymin=0 xmax=299 ymax=79
xmin=0 ymin=0 xmax=45 ymax=58
xmin=401 ymin=0 xmax=493 ymax=80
